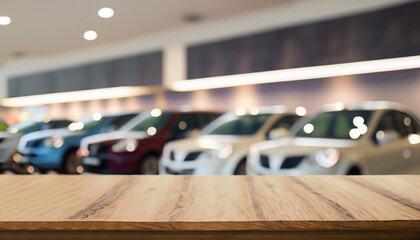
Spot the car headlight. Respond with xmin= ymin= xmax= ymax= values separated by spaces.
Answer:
xmin=248 ymin=145 xmax=258 ymax=160
xmin=216 ymin=144 xmax=233 ymax=159
xmin=315 ymin=148 xmax=340 ymax=168
xmin=111 ymin=139 xmax=138 ymax=153
xmin=44 ymin=136 xmax=64 ymax=148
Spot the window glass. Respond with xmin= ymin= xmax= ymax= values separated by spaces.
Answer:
xmin=49 ymin=120 xmax=71 ymax=129
xmin=266 ymin=115 xmax=300 ymax=138
xmin=201 ymin=113 xmax=271 ymax=135
xmin=413 ymin=118 xmax=420 ymax=133
xmin=269 ymin=115 xmax=299 ymax=131
xmin=334 ymin=114 xmax=353 ymax=138
xmin=371 ymin=111 xmax=403 ymax=144
xmin=8 ymin=120 xmax=42 ymax=133
xmin=294 ymin=110 xmax=373 ymax=139
xmin=78 ymin=117 xmax=108 ymax=131
xmin=397 ymin=112 xmax=418 ymax=135
xmin=375 ymin=112 xmax=401 ymax=136
xmin=110 ymin=114 xmax=136 ymax=130
xmin=172 ymin=114 xmax=200 ymax=133
xmin=201 ymin=113 xmax=221 ymax=127
xmin=120 ymin=112 xmax=171 ymax=132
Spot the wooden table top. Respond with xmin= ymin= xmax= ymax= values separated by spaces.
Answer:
xmin=0 ymin=175 xmax=419 ymax=231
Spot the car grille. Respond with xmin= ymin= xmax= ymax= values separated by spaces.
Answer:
xmin=260 ymin=155 xmax=270 ymax=168
xmin=280 ymin=156 xmax=306 ymax=169
xmin=88 ymin=144 xmax=108 ymax=155
xmin=83 ymin=159 xmax=108 ymax=173
xmin=165 ymin=167 xmax=194 ymax=175
xmin=26 ymin=139 xmax=43 ymax=148
xmin=184 ymin=151 xmax=202 ymax=161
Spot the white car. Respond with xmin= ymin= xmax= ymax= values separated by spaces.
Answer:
xmin=247 ymin=102 xmax=420 ymax=175
xmin=160 ymin=106 xmax=303 ymax=175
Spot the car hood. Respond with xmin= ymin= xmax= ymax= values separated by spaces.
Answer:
xmin=166 ymin=134 xmax=260 ymax=152
xmin=256 ymin=137 xmax=356 ymax=157
xmin=20 ymin=128 xmax=75 ymax=141
xmin=80 ymin=131 xmax=149 ymax=149
xmin=17 ymin=128 xmax=75 ymax=152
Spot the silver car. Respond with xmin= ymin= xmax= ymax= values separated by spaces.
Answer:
xmin=247 ymin=102 xmax=420 ymax=175
xmin=160 ymin=106 xmax=302 ymax=175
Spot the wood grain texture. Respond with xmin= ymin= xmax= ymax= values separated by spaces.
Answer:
xmin=1 ymin=231 xmax=420 ymax=240
xmin=0 ymin=175 xmax=419 ymax=232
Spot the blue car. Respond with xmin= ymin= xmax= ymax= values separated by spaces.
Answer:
xmin=17 ymin=113 xmax=136 ymax=174
xmin=0 ymin=118 xmax=72 ymax=173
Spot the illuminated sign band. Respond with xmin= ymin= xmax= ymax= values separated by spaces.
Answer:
xmin=2 ymin=55 xmax=420 ymax=107
xmin=168 ymin=55 xmax=420 ymax=91
xmin=0 ymin=86 xmax=163 ymax=107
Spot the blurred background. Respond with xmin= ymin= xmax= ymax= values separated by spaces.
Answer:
xmin=0 ymin=0 xmax=419 ymax=122
xmin=0 ymin=0 xmax=420 ymax=175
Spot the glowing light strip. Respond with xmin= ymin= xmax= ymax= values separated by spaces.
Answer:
xmin=168 ymin=55 xmax=420 ymax=91
xmin=0 ymin=86 xmax=162 ymax=107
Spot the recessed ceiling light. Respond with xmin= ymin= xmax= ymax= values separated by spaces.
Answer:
xmin=0 ymin=16 xmax=11 ymax=25
xmin=98 ymin=7 xmax=114 ymax=18
xmin=83 ymin=30 xmax=97 ymax=40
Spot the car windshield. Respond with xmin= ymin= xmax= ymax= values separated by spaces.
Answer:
xmin=71 ymin=116 xmax=108 ymax=131
xmin=8 ymin=120 xmax=42 ymax=133
xmin=119 ymin=112 xmax=171 ymax=132
xmin=201 ymin=113 xmax=271 ymax=135
xmin=294 ymin=110 xmax=373 ymax=139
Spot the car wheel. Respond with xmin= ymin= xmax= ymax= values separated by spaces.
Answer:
xmin=347 ymin=166 xmax=362 ymax=175
xmin=234 ymin=159 xmax=246 ymax=175
xmin=140 ymin=155 xmax=159 ymax=175
xmin=63 ymin=150 xmax=82 ymax=174
xmin=9 ymin=163 xmax=28 ymax=174
xmin=9 ymin=165 xmax=22 ymax=174
xmin=34 ymin=167 xmax=49 ymax=174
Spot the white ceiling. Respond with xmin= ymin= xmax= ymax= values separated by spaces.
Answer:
xmin=0 ymin=0 xmax=294 ymax=64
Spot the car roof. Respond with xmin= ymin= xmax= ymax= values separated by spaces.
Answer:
xmin=323 ymin=101 xmax=410 ymax=112
xmin=225 ymin=105 xmax=292 ymax=115
xmin=98 ymin=112 xmax=138 ymax=118
xmin=156 ymin=110 xmax=221 ymax=115
xmin=45 ymin=118 xmax=70 ymax=122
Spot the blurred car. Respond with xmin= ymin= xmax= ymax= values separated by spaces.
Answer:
xmin=247 ymin=101 xmax=420 ymax=175
xmin=160 ymin=106 xmax=302 ymax=175
xmin=0 ymin=119 xmax=6 ymax=132
xmin=79 ymin=109 xmax=221 ymax=174
xmin=0 ymin=118 xmax=71 ymax=173
xmin=16 ymin=113 xmax=136 ymax=174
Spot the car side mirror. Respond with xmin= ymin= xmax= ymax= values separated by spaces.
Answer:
xmin=376 ymin=130 xmax=399 ymax=146
xmin=268 ymin=127 xmax=290 ymax=140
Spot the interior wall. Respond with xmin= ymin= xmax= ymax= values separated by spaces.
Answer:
xmin=8 ymin=51 xmax=163 ymax=97
xmin=187 ymin=1 xmax=420 ymax=79
xmin=0 ymin=0 xmax=410 ymax=99
xmin=2 ymin=94 xmax=158 ymax=124
xmin=0 ymin=0 xmax=417 ymax=124
xmin=3 ymin=67 xmax=419 ymax=125
xmin=164 ymin=68 xmax=420 ymax=117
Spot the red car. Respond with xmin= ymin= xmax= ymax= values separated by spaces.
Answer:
xmin=79 ymin=110 xmax=220 ymax=174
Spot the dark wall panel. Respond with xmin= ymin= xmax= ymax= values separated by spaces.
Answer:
xmin=8 ymin=51 xmax=162 ymax=97
xmin=187 ymin=1 xmax=420 ymax=79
